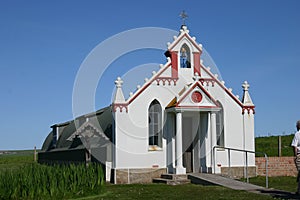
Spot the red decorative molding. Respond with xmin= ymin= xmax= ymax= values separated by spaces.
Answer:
xmin=155 ymin=77 xmax=178 ymax=86
xmin=199 ymin=78 xmax=215 ymax=87
xmin=242 ymin=106 xmax=255 ymax=114
xmin=176 ymin=105 xmax=219 ymax=109
xmin=200 ymin=65 xmax=246 ymax=109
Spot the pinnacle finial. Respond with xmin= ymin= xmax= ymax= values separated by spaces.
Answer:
xmin=242 ymin=81 xmax=254 ymax=107
xmin=242 ymin=81 xmax=250 ymax=91
xmin=115 ymin=77 xmax=123 ymax=88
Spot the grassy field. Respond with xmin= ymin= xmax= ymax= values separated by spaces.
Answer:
xmin=255 ymin=134 xmax=294 ymax=157
xmin=0 ymin=150 xmax=35 ymax=171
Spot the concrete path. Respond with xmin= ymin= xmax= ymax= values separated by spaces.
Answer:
xmin=188 ymin=173 xmax=300 ymax=199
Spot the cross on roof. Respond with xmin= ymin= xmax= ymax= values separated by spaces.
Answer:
xmin=115 ymin=77 xmax=123 ymax=88
xmin=179 ymin=10 xmax=188 ymax=25
xmin=242 ymin=81 xmax=250 ymax=91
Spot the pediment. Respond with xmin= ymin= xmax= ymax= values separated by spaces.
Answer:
xmin=167 ymin=81 xmax=220 ymax=110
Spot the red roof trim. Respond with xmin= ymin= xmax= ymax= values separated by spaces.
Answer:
xmin=201 ymin=65 xmax=244 ymax=108
xmin=114 ymin=62 xmax=173 ymax=112
xmin=200 ymin=65 xmax=256 ymax=114
xmin=127 ymin=62 xmax=172 ymax=104
xmin=176 ymin=105 xmax=220 ymax=109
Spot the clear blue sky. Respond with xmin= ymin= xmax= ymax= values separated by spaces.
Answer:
xmin=0 ymin=0 xmax=299 ymax=150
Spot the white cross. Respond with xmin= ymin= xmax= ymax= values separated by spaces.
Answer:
xmin=115 ymin=77 xmax=123 ymax=88
xmin=242 ymin=81 xmax=250 ymax=91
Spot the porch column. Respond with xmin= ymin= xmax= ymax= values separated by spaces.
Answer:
xmin=175 ymin=111 xmax=186 ymax=174
xmin=211 ymin=112 xmax=217 ymax=149
xmin=211 ymin=112 xmax=217 ymax=173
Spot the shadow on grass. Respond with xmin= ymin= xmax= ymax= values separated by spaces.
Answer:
xmin=257 ymin=189 xmax=299 ymax=200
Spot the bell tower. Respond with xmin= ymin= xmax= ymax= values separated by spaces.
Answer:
xmin=165 ymin=13 xmax=203 ymax=80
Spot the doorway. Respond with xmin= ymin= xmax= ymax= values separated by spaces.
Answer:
xmin=182 ymin=117 xmax=193 ymax=173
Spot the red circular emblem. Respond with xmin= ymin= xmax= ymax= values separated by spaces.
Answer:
xmin=191 ymin=91 xmax=202 ymax=103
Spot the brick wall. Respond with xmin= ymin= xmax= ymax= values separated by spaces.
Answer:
xmin=256 ymin=157 xmax=297 ymax=177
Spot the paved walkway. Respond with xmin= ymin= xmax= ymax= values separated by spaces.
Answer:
xmin=188 ymin=173 xmax=300 ymax=199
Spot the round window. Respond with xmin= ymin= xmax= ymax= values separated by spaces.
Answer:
xmin=191 ymin=91 xmax=203 ymax=103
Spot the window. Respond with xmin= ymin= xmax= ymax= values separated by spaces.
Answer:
xmin=216 ymin=102 xmax=224 ymax=146
xmin=148 ymin=100 xmax=162 ymax=148
xmin=180 ymin=44 xmax=191 ymax=68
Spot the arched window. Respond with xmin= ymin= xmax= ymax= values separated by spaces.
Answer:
xmin=216 ymin=102 xmax=224 ymax=146
xmin=148 ymin=100 xmax=162 ymax=147
xmin=180 ymin=44 xmax=191 ymax=68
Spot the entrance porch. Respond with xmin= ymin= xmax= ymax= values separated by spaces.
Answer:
xmin=166 ymin=108 xmax=220 ymax=175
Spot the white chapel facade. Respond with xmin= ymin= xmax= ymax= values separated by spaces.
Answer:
xmin=112 ymin=25 xmax=255 ymax=182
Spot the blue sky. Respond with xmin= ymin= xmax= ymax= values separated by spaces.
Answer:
xmin=0 ymin=0 xmax=299 ymax=150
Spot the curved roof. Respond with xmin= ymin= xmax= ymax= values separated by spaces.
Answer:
xmin=42 ymin=106 xmax=113 ymax=152
xmin=41 ymin=131 xmax=53 ymax=151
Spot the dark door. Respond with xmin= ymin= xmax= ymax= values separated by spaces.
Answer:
xmin=182 ymin=117 xmax=193 ymax=173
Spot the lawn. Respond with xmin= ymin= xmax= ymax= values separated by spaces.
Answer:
xmin=246 ymin=176 xmax=297 ymax=193
xmin=72 ymin=183 xmax=274 ymax=200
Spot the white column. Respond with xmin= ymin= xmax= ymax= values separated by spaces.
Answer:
xmin=211 ymin=112 xmax=217 ymax=149
xmin=175 ymin=112 xmax=186 ymax=174
xmin=211 ymin=112 xmax=217 ymax=173
xmin=205 ymin=113 xmax=211 ymax=170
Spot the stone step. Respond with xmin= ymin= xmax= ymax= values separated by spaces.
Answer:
xmin=153 ymin=177 xmax=191 ymax=185
xmin=153 ymin=174 xmax=191 ymax=185
xmin=161 ymin=174 xmax=188 ymax=180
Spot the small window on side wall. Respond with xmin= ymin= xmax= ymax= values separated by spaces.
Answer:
xmin=216 ymin=102 xmax=224 ymax=147
xmin=148 ymin=100 xmax=162 ymax=150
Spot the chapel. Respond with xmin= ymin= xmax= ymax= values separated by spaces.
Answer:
xmin=39 ymin=25 xmax=256 ymax=184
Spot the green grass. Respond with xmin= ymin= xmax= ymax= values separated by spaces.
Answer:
xmin=255 ymin=134 xmax=294 ymax=157
xmin=0 ymin=150 xmax=36 ymax=171
xmin=79 ymin=184 xmax=274 ymax=200
xmin=245 ymin=176 xmax=297 ymax=193
xmin=0 ymin=151 xmax=104 ymax=200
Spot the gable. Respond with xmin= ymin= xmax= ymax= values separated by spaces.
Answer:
xmin=113 ymin=26 xmax=254 ymax=114
xmin=67 ymin=121 xmax=110 ymax=148
xmin=167 ymin=81 xmax=220 ymax=111
xmin=167 ymin=26 xmax=202 ymax=53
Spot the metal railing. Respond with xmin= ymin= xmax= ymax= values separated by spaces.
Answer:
xmin=213 ymin=146 xmax=269 ymax=188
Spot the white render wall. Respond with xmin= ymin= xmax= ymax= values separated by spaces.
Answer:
xmin=112 ymin=28 xmax=255 ymax=171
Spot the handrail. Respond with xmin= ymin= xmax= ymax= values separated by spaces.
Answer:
xmin=213 ymin=146 xmax=268 ymax=188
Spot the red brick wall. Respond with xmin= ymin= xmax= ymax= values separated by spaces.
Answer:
xmin=256 ymin=157 xmax=297 ymax=177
